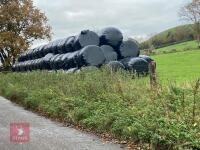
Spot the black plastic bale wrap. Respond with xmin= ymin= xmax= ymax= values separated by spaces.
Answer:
xmin=61 ymin=51 xmax=80 ymax=70
xmin=120 ymin=57 xmax=149 ymax=74
xmin=65 ymin=68 xmax=78 ymax=73
xmin=28 ymin=60 xmax=33 ymax=70
xmin=15 ymin=63 xmax=20 ymax=71
xmin=73 ymin=30 xmax=99 ymax=50
xmin=75 ymin=45 xmax=106 ymax=68
xmin=17 ymin=54 xmax=23 ymax=62
xmin=58 ymin=53 xmax=75 ymax=69
xmin=20 ymin=62 xmax=26 ymax=71
xmin=53 ymin=54 xmax=64 ymax=69
xmin=43 ymin=42 xmax=53 ymax=55
xmin=98 ymin=27 xmax=123 ymax=50
xmin=106 ymin=61 xmax=125 ymax=72
xmin=32 ymin=59 xmax=39 ymax=70
xmin=14 ymin=62 xmax=19 ymax=71
xmin=32 ymin=59 xmax=38 ymax=70
xmin=32 ymin=48 xmax=39 ymax=59
xmin=57 ymin=36 xmax=75 ymax=54
xmin=43 ymin=53 xmax=54 ymax=70
xmin=139 ymin=55 xmax=154 ymax=63
xmin=61 ymin=45 xmax=105 ymax=70
xmin=24 ymin=61 xmax=30 ymax=71
xmin=51 ymin=54 xmax=62 ymax=70
xmin=51 ymin=40 xmax=62 ymax=54
xmin=37 ymin=45 xmax=46 ymax=58
xmin=100 ymin=45 xmax=118 ymax=63
xmin=18 ymin=51 xmax=27 ymax=62
xmin=49 ymin=54 xmax=60 ymax=70
xmin=56 ymin=38 xmax=68 ymax=54
xmin=26 ymin=49 xmax=34 ymax=60
xmin=33 ymin=46 xmax=43 ymax=59
xmin=64 ymin=36 xmax=75 ymax=53
xmin=13 ymin=63 xmax=18 ymax=72
xmin=119 ymin=40 xmax=140 ymax=59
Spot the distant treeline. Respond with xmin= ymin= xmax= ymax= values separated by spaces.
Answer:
xmin=140 ymin=24 xmax=194 ymax=49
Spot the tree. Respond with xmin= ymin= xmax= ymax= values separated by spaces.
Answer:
xmin=0 ymin=0 xmax=52 ymax=69
xmin=179 ymin=0 xmax=200 ymax=48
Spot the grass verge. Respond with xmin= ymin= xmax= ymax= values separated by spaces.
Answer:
xmin=0 ymin=69 xmax=200 ymax=149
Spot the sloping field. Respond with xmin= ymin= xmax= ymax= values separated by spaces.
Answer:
xmin=154 ymin=40 xmax=198 ymax=55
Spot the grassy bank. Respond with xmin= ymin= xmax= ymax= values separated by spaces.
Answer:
xmin=154 ymin=41 xmax=198 ymax=55
xmin=0 ymin=70 xmax=200 ymax=149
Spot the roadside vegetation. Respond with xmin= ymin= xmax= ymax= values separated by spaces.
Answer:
xmin=0 ymin=69 xmax=199 ymax=149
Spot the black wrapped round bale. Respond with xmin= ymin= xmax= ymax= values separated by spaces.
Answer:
xmin=53 ymin=54 xmax=64 ymax=69
xmin=73 ymin=30 xmax=99 ymax=50
xmin=62 ymin=51 xmax=80 ymax=70
xmin=51 ymin=40 xmax=61 ymax=54
xmin=43 ymin=42 xmax=53 ymax=55
xmin=64 ymin=36 xmax=75 ymax=53
xmin=50 ymin=54 xmax=59 ymax=70
xmin=32 ymin=48 xmax=39 ymax=59
xmin=26 ymin=49 xmax=35 ymax=60
xmin=43 ymin=53 xmax=54 ymax=70
xmin=119 ymin=40 xmax=140 ymax=58
xmin=106 ymin=61 xmax=125 ymax=72
xmin=51 ymin=54 xmax=62 ymax=70
xmin=100 ymin=45 xmax=118 ymax=63
xmin=98 ymin=27 xmax=123 ymax=49
xmin=57 ymin=36 xmax=75 ymax=54
xmin=62 ymin=45 xmax=105 ymax=70
xmin=75 ymin=45 xmax=105 ymax=68
xmin=139 ymin=55 xmax=153 ymax=63
xmin=18 ymin=51 xmax=28 ymax=62
xmin=120 ymin=57 xmax=149 ymax=74
xmin=57 ymin=38 xmax=68 ymax=54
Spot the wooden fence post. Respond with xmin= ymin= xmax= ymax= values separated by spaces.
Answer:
xmin=149 ymin=61 xmax=157 ymax=88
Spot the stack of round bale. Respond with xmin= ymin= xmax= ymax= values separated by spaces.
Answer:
xmin=13 ymin=27 xmax=154 ymax=74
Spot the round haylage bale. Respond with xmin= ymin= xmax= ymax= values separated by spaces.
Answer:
xmin=64 ymin=36 xmax=75 ymax=53
xmin=120 ymin=57 xmax=149 ymax=73
xmin=98 ymin=27 xmax=123 ymax=49
xmin=76 ymin=45 xmax=105 ymax=67
xmin=139 ymin=55 xmax=154 ymax=63
xmin=119 ymin=40 xmax=140 ymax=58
xmin=43 ymin=53 xmax=54 ymax=70
xmin=106 ymin=61 xmax=125 ymax=72
xmin=100 ymin=45 xmax=118 ymax=63
xmin=74 ymin=30 xmax=99 ymax=50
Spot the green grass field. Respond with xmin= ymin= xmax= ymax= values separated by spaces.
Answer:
xmin=153 ymin=50 xmax=200 ymax=82
xmin=150 ymin=40 xmax=200 ymax=82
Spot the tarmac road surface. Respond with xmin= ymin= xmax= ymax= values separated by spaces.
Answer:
xmin=0 ymin=96 xmax=129 ymax=150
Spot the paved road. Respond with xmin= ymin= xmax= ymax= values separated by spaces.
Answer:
xmin=0 ymin=96 xmax=129 ymax=150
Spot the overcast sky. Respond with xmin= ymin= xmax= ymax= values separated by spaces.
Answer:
xmin=32 ymin=0 xmax=190 ymax=47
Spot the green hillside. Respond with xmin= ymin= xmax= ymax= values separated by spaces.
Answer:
xmin=140 ymin=24 xmax=194 ymax=49
xmin=152 ymin=40 xmax=199 ymax=55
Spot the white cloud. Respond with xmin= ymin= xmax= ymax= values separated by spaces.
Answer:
xmin=32 ymin=0 xmax=190 ymax=47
